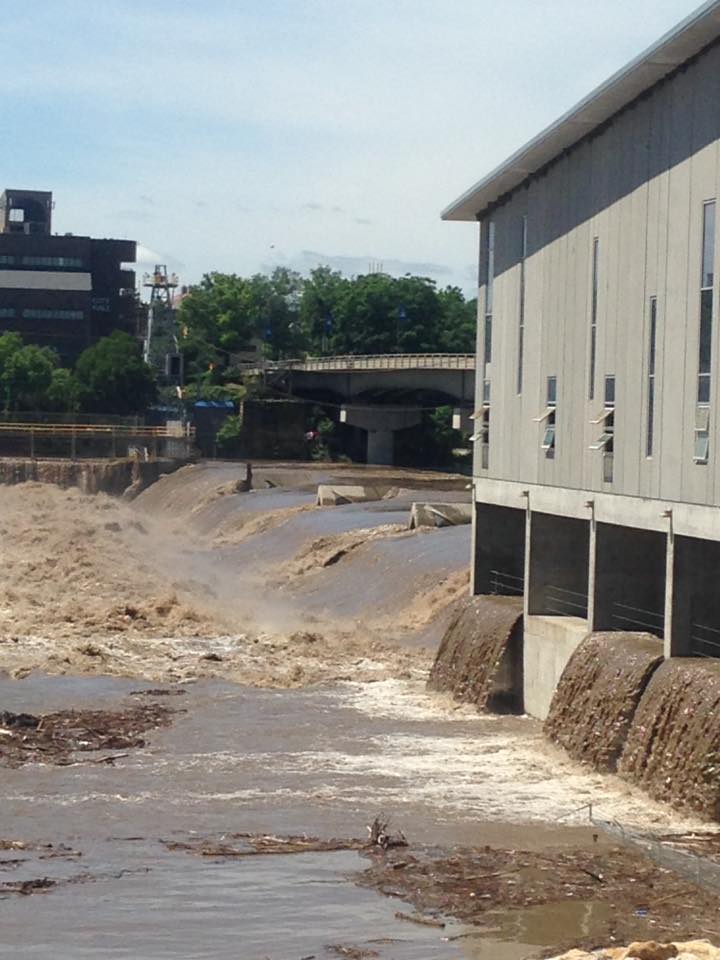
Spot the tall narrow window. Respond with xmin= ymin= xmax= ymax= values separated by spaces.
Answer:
xmin=534 ymin=376 xmax=557 ymax=457
xmin=589 ymin=238 xmax=599 ymax=400
xmin=589 ymin=374 xmax=615 ymax=482
xmin=517 ymin=215 xmax=527 ymax=394
xmin=484 ymin=220 xmax=495 ymax=368
xmin=698 ymin=201 xmax=716 ymax=405
xmin=646 ymin=297 xmax=657 ymax=458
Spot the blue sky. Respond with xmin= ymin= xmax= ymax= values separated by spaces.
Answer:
xmin=1 ymin=0 xmax=703 ymax=294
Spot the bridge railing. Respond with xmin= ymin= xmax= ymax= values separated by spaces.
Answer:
xmin=237 ymin=353 xmax=476 ymax=373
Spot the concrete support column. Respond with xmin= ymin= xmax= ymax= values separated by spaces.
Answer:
xmin=665 ymin=526 xmax=694 ymax=657
xmin=339 ymin=405 xmax=422 ymax=465
xmin=366 ymin=429 xmax=394 ymax=465
xmin=587 ymin=505 xmax=598 ymax=631
xmin=452 ymin=407 xmax=473 ymax=433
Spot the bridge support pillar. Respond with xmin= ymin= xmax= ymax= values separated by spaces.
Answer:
xmin=452 ymin=406 xmax=473 ymax=434
xmin=339 ymin=405 xmax=422 ymax=465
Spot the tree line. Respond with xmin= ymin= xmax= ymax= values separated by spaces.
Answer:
xmin=0 ymin=330 xmax=156 ymax=415
xmin=178 ymin=266 xmax=477 ymax=380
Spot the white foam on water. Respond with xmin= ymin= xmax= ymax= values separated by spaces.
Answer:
xmin=335 ymin=677 xmax=514 ymax=722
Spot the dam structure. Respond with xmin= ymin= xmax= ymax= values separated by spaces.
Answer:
xmin=444 ymin=0 xmax=720 ymax=720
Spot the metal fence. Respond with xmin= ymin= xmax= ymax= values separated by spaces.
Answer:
xmin=611 ymin=601 xmax=664 ymax=638
xmin=489 ymin=569 xmax=524 ymax=597
xmin=594 ymin=816 xmax=720 ymax=893
xmin=558 ymin=804 xmax=720 ymax=894
xmin=690 ymin=621 xmax=720 ymax=658
xmin=545 ymin=584 xmax=589 ymax=618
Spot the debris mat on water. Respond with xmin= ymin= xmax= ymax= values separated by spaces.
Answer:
xmin=544 ymin=632 xmax=664 ymax=771
xmin=426 ymin=594 xmax=523 ymax=712
xmin=357 ymin=843 xmax=720 ymax=953
xmin=0 ymin=703 xmax=174 ymax=767
xmin=618 ymin=659 xmax=720 ymax=820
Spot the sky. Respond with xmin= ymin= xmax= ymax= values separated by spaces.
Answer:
xmin=0 ymin=0 xmax=706 ymax=296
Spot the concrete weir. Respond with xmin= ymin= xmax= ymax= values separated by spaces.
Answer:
xmin=427 ymin=594 xmax=524 ymax=713
xmin=619 ymin=658 xmax=720 ymax=820
xmin=544 ymin=633 xmax=664 ymax=771
xmin=0 ymin=457 xmax=184 ymax=497
xmin=409 ymin=502 xmax=472 ymax=529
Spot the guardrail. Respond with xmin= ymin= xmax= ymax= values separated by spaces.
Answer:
xmin=0 ymin=422 xmax=193 ymax=439
xmin=237 ymin=353 xmax=476 ymax=373
xmin=0 ymin=421 xmax=194 ymax=460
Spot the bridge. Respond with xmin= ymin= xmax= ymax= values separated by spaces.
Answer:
xmin=246 ymin=353 xmax=477 ymax=464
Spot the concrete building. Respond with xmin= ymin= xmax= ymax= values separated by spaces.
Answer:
xmin=443 ymin=1 xmax=720 ymax=717
xmin=0 ymin=189 xmax=137 ymax=362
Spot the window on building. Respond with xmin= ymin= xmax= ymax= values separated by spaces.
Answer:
xmin=470 ymin=391 xmax=491 ymax=470
xmin=22 ymin=309 xmax=84 ymax=320
xmin=535 ymin=376 xmax=557 ymax=456
xmin=698 ymin=200 xmax=716 ymax=405
xmin=590 ymin=374 xmax=615 ymax=481
xmin=0 ymin=308 xmax=16 ymax=318
xmin=0 ymin=255 xmax=15 ymax=265
xmin=517 ymin=215 xmax=527 ymax=394
xmin=589 ymin=237 xmax=599 ymax=400
xmin=694 ymin=406 xmax=710 ymax=464
xmin=8 ymin=209 xmax=24 ymax=223
xmin=647 ymin=297 xmax=657 ymax=458
xmin=20 ymin=256 xmax=84 ymax=268
xmin=484 ymin=220 xmax=495 ymax=368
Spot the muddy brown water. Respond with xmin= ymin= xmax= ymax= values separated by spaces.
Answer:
xmin=0 ymin=673 xmax=707 ymax=960
xmin=428 ymin=596 xmax=524 ymax=711
xmin=0 ymin=469 xmax=713 ymax=958
xmin=619 ymin=658 xmax=720 ymax=819
xmin=545 ymin=633 xmax=664 ymax=771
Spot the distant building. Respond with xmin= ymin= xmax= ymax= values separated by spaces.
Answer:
xmin=444 ymin=2 xmax=720 ymax=717
xmin=0 ymin=189 xmax=137 ymax=362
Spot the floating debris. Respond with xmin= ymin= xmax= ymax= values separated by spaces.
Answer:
xmin=0 ymin=703 xmax=174 ymax=767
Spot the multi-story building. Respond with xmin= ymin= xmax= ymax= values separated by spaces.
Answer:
xmin=443 ymin=0 xmax=720 ymax=718
xmin=0 ymin=189 xmax=137 ymax=362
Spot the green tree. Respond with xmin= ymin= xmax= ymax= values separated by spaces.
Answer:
xmin=326 ymin=273 xmax=443 ymax=354
xmin=298 ymin=266 xmax=348 ymax=354
xmin=437 ymin=287 xmax=477 ymax=352
xmin=75 ymin=331 xmax=157 ymax=414
xmin=45 ymin=367 xmax=81 ymax=413
xmin=0 ymin=332 xmax=23 ymax=380
xmin=2 ymin=344 xmax=58 ymax=411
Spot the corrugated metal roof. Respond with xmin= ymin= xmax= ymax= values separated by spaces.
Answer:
xmin=442 ymin=0 xmax=720 ymax=222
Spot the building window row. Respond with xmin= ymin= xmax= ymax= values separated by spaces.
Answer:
xmin=22 ymin=309 xmax=85 ymax=320
xmin=0 ymin=307 xmax=15 ymax=318
xmin=0 ymin=255 xmax=84 ymax=268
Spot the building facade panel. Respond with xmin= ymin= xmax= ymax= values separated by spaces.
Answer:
xmin=471 ymin=39 xmax=720 ymax=509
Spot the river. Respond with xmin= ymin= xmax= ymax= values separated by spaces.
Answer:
xmin=0 ymin=463 xmax=707 ymax=959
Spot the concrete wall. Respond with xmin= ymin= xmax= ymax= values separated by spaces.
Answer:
xmin=474 ymin=39 xmax=720 ymax=508
xmin=523 ymin=615 xmax=589 ymax=721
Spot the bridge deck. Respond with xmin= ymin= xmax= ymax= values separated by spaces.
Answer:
xmin=240 ymin=353 xmax=476 ymax=374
